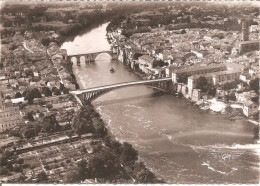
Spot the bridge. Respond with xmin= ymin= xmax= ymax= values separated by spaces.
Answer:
xmin=71 ymin=78 xmax=172 ymax=101
xmin=67 ymin=50 xmax=118 ymax=65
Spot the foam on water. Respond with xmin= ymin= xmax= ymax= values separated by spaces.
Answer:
xmin=201 ymin=162 xmax=238 ymax=175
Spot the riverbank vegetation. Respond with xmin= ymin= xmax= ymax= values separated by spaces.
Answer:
xmin=67 ymin=101 xmax=164 ymax=183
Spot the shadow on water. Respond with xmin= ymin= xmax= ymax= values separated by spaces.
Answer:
xmin=93 ymin=92 xmax=166 ymax=106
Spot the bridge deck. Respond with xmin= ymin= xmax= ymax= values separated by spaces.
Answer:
xmin=71 ymin=78 xmax=172 ymax=95
xmin=68 ymin=50 xmax=113 ymax=57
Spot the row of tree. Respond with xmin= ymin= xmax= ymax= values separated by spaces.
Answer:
xmin=19 ymin=84 xmax=69 ymax=104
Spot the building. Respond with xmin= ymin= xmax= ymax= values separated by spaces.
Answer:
xmin=138 ymin=55 xmax=155 ymax=74
xmin=243 ymin=100 xmax=258 ymax=117
xmin=250 ymin=24 xmax=259 ymax=33
xmin=235 ymin=91 xmax=258 ymax=104
xmin=191 ymin=89 xmax=201 ymax=102
xmin=239 ymin=73 xmax=251 ymax=83
xmin=191 ymin=41 xmax=199 ymax=49
xmin=0 ymin=96 xmax=22 ymax=132
xmin=239 ymin=40 xmax=260 ymax=54
xmin=187 ymin=70 xmax=240 ymax=91
xmin=172 ymin=64 xmax=226 ymax=83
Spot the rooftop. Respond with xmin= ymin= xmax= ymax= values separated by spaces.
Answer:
xmin=138 ymin=55 xmax=154 ymax=64
xmin=189 ymin=70 xmax=240 ymax=79
xmin=174 ymin=64 xmax=226 ymax=74
xmin=239 ymin=40 xmax=260 ymax=45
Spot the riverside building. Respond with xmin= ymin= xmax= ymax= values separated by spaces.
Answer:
xmin=171 ymin=64 xmax=227 ymax=83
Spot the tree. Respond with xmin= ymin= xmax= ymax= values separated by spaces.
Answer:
xmin=37 ymin=171 xmax=48 ymax=183
xmin=17 ymin=158 xmax=24 ymax=165
xmin=178 ymin=73 xmax=189 ymax=83
xmin=229 ymin=91 xmax=236 ymax=101
xmin=133 ymin=53 xmax=143 ymax=60
xmin=132 ymin=162 xmax=157 ymax=183
xmin=65 ymin=170 xmax=80 ymax=183
xmin=71 ymin=107 xmax=95 ymax=135
xmin=52 ymin=87 xmax=61 ymax=96
xmin=180 ymin=29 xmax=187 ymax=34
xmin=207 ymin=87 xmax=216 ymax=97
xmin=0 ymin=167 xmax=9 ymax=175
xmin=63 ymin=87 xmax=69 ymax=94
xmin=59 ymin=82 xmax=65 ymax=92
xmin=5 ymin=95 xmax=11 ymax=99
xmin=120 ymin=142 xmax=138 ymax=164
xmin=23 ymin=128 xmax=36 ymax=139
xmin=197 ymin=76 xmax=209 ymax=92
xmin=25 ymin=112 xmax=34 ymax=121
xmin=15 ymin=92 xmax=23 ymax=98
xmin=135 ymin=167 xmax=156 ymax=183
xmin=41 ymin=114 xmax=60 ymax=133
xmin=24 ymin=88 xmax=42 ymax=104
xmin=250 ymin=78 xmax=259 ymax=93
xmin=77 ymin=160 xmax=90 ymax=180
xmin=41 ymin=37 xmax=51 ymax=47
xmin=89 ymin=149 xmax=119 ymax=178
xmin=42 ymin=87 xmax=52 ymax=97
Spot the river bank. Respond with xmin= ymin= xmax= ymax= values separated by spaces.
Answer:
xmin=55 ymin=28 xmax=164 ymax=183
xmin=114 ymin=39 xmax=259 ymax=137
xmin=60 ymin=22 xmax=259 ymax=184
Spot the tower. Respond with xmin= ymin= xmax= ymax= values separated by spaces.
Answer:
xmin=242 ymin=19 xmax=249 ymax=41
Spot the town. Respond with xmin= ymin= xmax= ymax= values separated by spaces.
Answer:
xmin=107 ymin=4 xmax=259 ymax=119
xmin=0 ymin=1 xmax=259 ymax=184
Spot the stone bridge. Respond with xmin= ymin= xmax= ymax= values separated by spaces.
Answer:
xmin=71 ymin=78 xmax=172 ymax=101
xmin=67 ymin=50 xmax=118 ymax=64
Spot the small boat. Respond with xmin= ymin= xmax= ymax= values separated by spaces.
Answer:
xmin=110 ymin=68 xmax=115 ymax=73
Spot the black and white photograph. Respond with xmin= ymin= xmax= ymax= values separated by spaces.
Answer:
xmin=0 ymin=0 xmax=259 ymax=184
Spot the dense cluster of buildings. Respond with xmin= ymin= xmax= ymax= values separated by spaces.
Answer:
xmin=0 ymin=30 xmax=80 ymax=134
xmin=110 ymin=15 xmax=259 ymax=117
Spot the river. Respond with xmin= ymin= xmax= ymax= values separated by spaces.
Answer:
xmin=61 ymin=23 xmax=259 ymax=184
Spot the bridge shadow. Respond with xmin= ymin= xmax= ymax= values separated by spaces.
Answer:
xmin=93 ymin=92 xmax=166 ymax=106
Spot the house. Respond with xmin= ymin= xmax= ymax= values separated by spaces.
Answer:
xmin=239 ymin=40 xmax=260 ymax=54
xmin=235 ymin=91 xmax=258 ymax=103
xmin=191 ymin=89 xmax=201 ymax=102
xmin=172 ymin=64 xmax=226 ymax=82
xmin=0 ymin=73 xmax=6 ymax=80
xmin=203 ymin=36 xmax=212 ymax=41
xmin=191 ymin=41 xmax=199 ymax=49
xmin=138 ymin=55 xmax=155 ymax=74
xmin=239 ymin=73 xmax=251 ymax=83
xmin=187 ymin=70 xmax=240 ymax=92
xmin=250 ymin=24 xmax=259 ymax=33
xmin=243 ymin=100 xmax=258 ymax=117
xmin=150 ymin=67 xmax=165 ymax=77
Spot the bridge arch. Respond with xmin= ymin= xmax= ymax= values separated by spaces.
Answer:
xmin=68 ymin=50 xmax=117 ymax=64
xmin=78 ymin=81 xmax=170 ymax=102
xmin=94 ymin=52 xmax=113 ymax=61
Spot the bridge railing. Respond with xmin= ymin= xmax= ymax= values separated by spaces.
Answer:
xmin=71 ymin=78 xmax=172 ymax=94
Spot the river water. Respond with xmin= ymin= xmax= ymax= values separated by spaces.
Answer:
xmin=61 ymin=23 xmax=259 ymax=184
